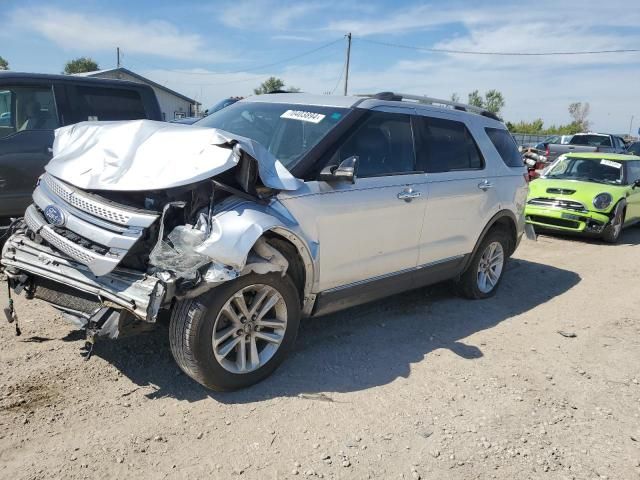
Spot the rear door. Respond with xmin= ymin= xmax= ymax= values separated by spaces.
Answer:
xmin=0 ymin=83 xmax=59 ymax=219
xmin=413 ymin=112 xmax=500 ymax=265
xmin=65 ymin=84 xmax=149 ymax=123
xmin=280 ymin=109 xmax=428 ymax=292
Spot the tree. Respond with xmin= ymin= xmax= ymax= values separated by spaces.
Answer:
xmin=0 ymin=56 xmax=8 ymax=71
xmin=467 ymin=90 xmax=484 ymax=108
xmin=484 ymin=89 xmax=505 ymax=115
xmin=254 ymin=77 xmax=285 ymax=95
xmin=253 ymin=77 xmax=299 ymax=95
xmin=450 ymin=93 xmax=460 ymax=103
xmin=466 ymin=89 xmax=505 ymax=115
xmin=63 ymin=57 xmax=99 ymax=75
xmin=568 ymin=102 xmax=590 ymax=131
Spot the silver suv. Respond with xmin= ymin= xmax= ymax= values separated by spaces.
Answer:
xmin=1 ymin=92 xmax=528 ymax=390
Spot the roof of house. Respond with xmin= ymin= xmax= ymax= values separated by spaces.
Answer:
xmin=75 ymin=67 xmax=198 ymax=105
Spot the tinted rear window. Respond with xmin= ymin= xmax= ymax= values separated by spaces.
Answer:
xmin=414 ymin=116 xmax=483 ymax=172
xmin=569 ymin=135 xmax=611 ymax=147
xmin=71 ymin=86 xmax=147 ymax=122
xmin=485 ymin=128 xmax=523 ymax=167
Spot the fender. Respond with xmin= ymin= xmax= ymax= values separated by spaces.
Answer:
xmin=461 ymin=209 xmax=519 ymax=273
xmin=194 ymin=198 xmax=316 ymax=300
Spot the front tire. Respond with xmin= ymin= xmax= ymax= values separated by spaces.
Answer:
xmin=457 ymin=228 xmax=509 ymax=299
xmin=601 ymin=202 xmax=624 ymax=244
xmin=169 ymin=272 xmax=300 ymax=391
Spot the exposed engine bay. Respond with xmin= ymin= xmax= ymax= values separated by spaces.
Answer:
xmin=1 ymin=120 xmax=312 ymax=347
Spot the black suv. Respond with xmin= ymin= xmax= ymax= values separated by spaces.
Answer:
xmin=0 ymin=72 xmax=162 ymax=227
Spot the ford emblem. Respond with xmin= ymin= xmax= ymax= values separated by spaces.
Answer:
xmin=43 ymin=205 xmax=66 ymax=227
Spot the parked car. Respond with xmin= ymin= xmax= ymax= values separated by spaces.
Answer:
xmin=542 ymin=133 xmax=627 ymax=163
xmin=626 ymin=141 xmax=640 ymax=156
xmin=525 ymin=152 xmax=640 ymax=242
xmin=534 ymin=134 xmax=573 ymax=150
xmin=1 ymin=92 xmax=528 ymax=391
xmin=169 ymin=97 xmax=242 ymax=125
xmin=0 ymin=72 xmax=162 ymax=228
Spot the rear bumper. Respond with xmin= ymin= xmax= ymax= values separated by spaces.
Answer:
xmin=1 ymin=233 xmax=166 ymax=322
xmin=525 ymin=205 xmax=610 ymax=234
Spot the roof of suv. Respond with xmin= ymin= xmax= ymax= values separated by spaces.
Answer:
xmin=0 ymin=71 xmax=154 ymax=90
xmin=241 ymin=92 xmax=505 ymax=125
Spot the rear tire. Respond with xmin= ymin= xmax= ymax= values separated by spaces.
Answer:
xmin=601 ymin=203 xmax=624 ymax=244
xmin=457 ymin=228 xmax=510 ymax=299
xmin=169 ymin=272 xmax=300 ymax=391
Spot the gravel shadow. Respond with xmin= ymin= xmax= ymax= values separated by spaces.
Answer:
xmin=89 ymin=258 xmax=580 ymax=403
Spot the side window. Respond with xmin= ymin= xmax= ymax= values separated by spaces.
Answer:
xmin=485 ymin=127 xmax=523 ymax=167
xmin=0 ymin=85 xmax=59 ymax=139
xmin=415 ymin=116 xmax=484 ymax=173
xmin=627 ymin=161 xmax=640 ymax=184
xmin=69 ymin=86 xmax=147 ymax=123
xmin=330 ymin=111 xmax=416 ymax=178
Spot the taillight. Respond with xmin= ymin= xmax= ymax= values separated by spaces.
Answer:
xmin=545 ymin=144 xmax=550 ymax=156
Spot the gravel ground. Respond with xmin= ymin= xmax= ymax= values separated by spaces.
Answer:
xmin=1 ymin=230 xmax=640 ymax=480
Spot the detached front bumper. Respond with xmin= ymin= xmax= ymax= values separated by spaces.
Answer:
xmin=1 ymin=233 xmax=167 ymax=322
xmin=525 ymin=205 xmax=610 ymax=234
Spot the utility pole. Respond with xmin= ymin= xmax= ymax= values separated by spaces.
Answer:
xmin=117 ymin=47 xmax=121 ymax=68
xmin=343 ymin=33 xmax=352 ymax=96
xmin=629 ymin=115 xmax=634 ymax=138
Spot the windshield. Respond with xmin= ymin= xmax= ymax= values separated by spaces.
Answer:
xmin=543 ymin=156 xmax=624 ymax=185
xmin=628 ymin=142 xmax=640 ymax=155
xmin=569 ymin=134 xmax=611 ymax=147
xmin=196 ymin=101 xmax=348 ymax=168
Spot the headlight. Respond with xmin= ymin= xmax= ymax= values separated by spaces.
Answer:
xmin=592 ymin=193 xmax=613 ymax=210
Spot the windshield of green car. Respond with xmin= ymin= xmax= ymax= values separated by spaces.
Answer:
xmin=196 ymin=101 xmax=348 ymax=169
xmin=543 ymin=156 xmax=624 ymax=185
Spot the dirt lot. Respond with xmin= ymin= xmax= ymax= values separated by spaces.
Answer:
xmin=1 ymin=230 xmax=639 ymax=480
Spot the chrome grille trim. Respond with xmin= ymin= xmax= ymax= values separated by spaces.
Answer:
xmin=24 ymin=205 xmax=123 ymax=276
xmin=42 ymin=173 xmax=158 ymax=228
xmin=527 ymin=197 xmax=587 ymax=212
xmin=33 ymin=185 xmax=141 ymax=250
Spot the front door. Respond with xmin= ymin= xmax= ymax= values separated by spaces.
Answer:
xmin=0 ymin=84 xmax=59 ymax=218
xmin=280 ymin=110 xmax=428 ymax=292
xmin=624 ymin=160 xmax=640 ymax=223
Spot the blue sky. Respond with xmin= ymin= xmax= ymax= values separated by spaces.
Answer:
xmin=2 ymin=0 xmax=640 ymax=132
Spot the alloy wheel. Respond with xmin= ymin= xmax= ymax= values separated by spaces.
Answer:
xmin=477 ymin=241 xmax=504 ymax=294
xmin=212 ymin=284 xmax=288 ymax=374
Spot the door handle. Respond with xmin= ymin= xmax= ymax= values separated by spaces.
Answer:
xmin=478 ymin=180 xmax=493 ymax=191
xmin=397 ymin=188 xmax=422 ymax=202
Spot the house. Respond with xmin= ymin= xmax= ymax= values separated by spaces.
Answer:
xmin=75 ymin=67 xmax=200 ymax=121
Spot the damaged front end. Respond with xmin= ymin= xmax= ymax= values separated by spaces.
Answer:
xmin=1 ymin=120 xmax=311 ymax=343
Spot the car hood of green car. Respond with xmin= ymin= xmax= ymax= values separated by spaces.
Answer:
xmin=528 ymin=178 xmax=628 ymax=213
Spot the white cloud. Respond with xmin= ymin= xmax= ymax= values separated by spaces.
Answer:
xmin=219 ymin=0 xmax=325 ymax=30
xmin=10 ymin=7 xmax=225 ymax=62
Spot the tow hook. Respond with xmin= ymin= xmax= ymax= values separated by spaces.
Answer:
xmin=3 ymin=283 xmax=21 ymax=336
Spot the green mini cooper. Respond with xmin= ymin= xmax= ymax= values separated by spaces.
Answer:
xmin=525 ymin=153 xmax=640 ymax=243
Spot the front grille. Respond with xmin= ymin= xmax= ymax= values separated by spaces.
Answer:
xmin=528 ymin=197 xmax=586 ymax=212
xmin=528 ymin=215 xmax=580 ymax=229
xmin=546 ymin=188 xmax=576 ymax=195
xmin=26 ymin=174 xmax=160 ymax=276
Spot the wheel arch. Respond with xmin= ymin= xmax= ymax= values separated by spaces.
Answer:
xmin=462 ymin=210 xmax=519 ymax=273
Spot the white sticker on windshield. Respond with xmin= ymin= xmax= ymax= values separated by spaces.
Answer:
xmin=280 ymin=110 xmax=325 ymax=123
xmin=601 ymin=159 xmax=622 ymax=169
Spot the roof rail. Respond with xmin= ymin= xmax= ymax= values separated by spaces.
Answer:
xmin=357 ymin=91 xmax=502 ymax=121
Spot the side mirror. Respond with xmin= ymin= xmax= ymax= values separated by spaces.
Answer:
xmin=633 ymin=179 xmax=640 ymax=189
xmin=319 ymin=156 xmax=358 ymax=184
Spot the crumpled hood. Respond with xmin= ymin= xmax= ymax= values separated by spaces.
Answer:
xmin=45 ymin=120 xmax=302 ymax=192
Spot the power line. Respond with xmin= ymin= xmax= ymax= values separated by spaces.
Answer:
xmin=129 ymin=38 xmax=343 ymax=76
xmin=356 ymin=37 xmax=640 ymax=56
